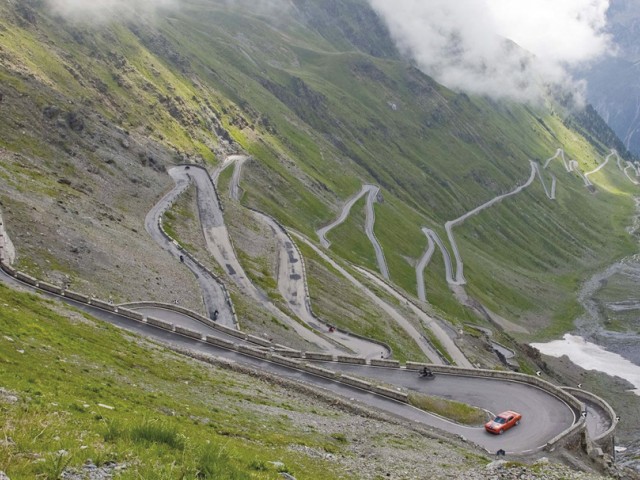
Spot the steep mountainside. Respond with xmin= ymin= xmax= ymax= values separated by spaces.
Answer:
xmin=0 ymin=0 xmax=639 ymax=389
xmin=582 ymin=0 xmax=640 ymax=156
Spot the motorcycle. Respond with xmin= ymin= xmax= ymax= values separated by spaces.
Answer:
xmin=419 ymin=369 xmax=435 ymax=380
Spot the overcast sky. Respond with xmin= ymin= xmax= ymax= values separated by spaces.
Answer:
xmin=367 ymin=0 xmax=614 ymax=104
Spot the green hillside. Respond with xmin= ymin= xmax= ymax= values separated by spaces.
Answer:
xmin=0 ymin=0 xmax=637 ymax=347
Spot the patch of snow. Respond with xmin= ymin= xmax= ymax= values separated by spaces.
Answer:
xmin=531 ymin=334 xmax=640 ymax=395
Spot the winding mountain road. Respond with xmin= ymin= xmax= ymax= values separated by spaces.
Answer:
xmin=294 ymin=231 xmax=442 ymax=363
xmin=317 ymin=185 xmax=390 ymax=280
xmin=0 ymin=168 xmax=615 ymax=456
xmin=417 ymin=149 xmax=639 ymax=299
xmin=354 ymin=265 xmax=473 ymax=368
xmin=446 ymin=161 xmax=538 ymax=286
xmin=144 ymin=169 xmax=235 ymax=327
xmin=212 ymin=156 xmax=388 ymax=358
xmin=2 ymin=146 xmax=630 ymax=453
xmin=155 ymin=165 xmax=338 ymax=351
xmin=0 ymin=264 xmax=596 ymax=455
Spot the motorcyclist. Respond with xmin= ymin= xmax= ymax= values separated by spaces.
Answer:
xmin=420 ymin=366 xmax=433 ymax=377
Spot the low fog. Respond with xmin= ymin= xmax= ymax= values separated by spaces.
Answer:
xmin=46 ymin=0 xmax=615 ymax=105
xmin=367 ymin=0 xmax=614 ymax=104
xmin=45 ymin=0 xmax=178 ymax=21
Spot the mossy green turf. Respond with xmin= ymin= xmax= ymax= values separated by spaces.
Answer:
xmin=0 ymin=284 xmax=351 ymax=479
xmin=407 ymin=393 xmax=488 ymax=427
xmin=1 ymin=0 xmax=637 ymax=347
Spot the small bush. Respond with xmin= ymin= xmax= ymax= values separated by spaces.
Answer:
xmin=36 ymin=451 xmax=72 ymax=480
xmin=196 ymin=443 xmax=249 ymax=479
xmin=330 ymin=432 xmax=348 ymax=443
xmin=101 ymin=418 xmax=123 ymax=442
xmin=130 ymin=419 xmax=184 ymax=449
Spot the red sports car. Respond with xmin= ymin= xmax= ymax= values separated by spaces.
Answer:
xmin=484 ymin=410 xmax=522 ymax=435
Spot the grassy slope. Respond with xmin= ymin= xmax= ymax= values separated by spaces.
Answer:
xmin=0 ymin=0 xmax=637 ymax=350
xmin=0 ymin=284 xmax=347 ymax=479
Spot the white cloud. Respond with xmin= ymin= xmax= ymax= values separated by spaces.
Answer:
xmin=367 ymin=0 xmax=614 ymax=103
xmin=46 ymin=0 xmax=178 ymax=21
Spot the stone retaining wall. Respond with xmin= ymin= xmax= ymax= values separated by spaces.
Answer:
xmin=246 ymin=334 xmax=272 ymax=348
xmin=1 ymin=263 xmax=16 ymax=276
xmin=276 ymin=349 xmax=303 ymax=358
xmin=237 ymin=344 xmax=269 ymax=359
xmin=122 ymin=301 xmax=217 ymax=328
xmin=16 ymin=271 xmax=38 ymax=286
xmin=370 ymin=359 xmax=401 ymax=368
xmin=270 ymin=354 xmax=303 ymax=369
xmin=339 ymin=374 xmax=372 ymax=389
xmin=301 ymin=363 xmax=337 ymax=379
xmin=116 ymin=308 xmax=145 ymax=322
xmin=371 ymin=385 xmax=408 ymax=402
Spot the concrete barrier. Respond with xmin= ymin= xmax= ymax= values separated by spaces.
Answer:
xmin=175 ymin=325 xmax=203 ymax=340
xmin=302 ymin=363 xmax=337 ymax=379
xmin=370 ymin=359 xmax=401 ymax=368
xmin=545 ymin=418 xmax=586 ymax=451
xmin=405 ymin=361 xmax=431 ymax=371
xmin=339 ymin=375 xmax=372 ymax=389
xmin=37 ymin=281 xmax=63 ymax=295
xmin=0 ymin=262 xmax=16 ymax=276
xmin=214 ymin=323 xmax=247 ymax=340
xmin=304 ymin=352 xmax=334 ymax=362
xmin=205 ymin=335 xmax=236 ymax=350
xmin=246 ymin=334 xmax=272 ymax=347
xmin=62 ymin=289 xmax=90 ymax=304
xmin=270 ymin=354 xmax=302 ymax=369
xmin=119 ymin=301 xmax=220 ymax=329
xmin=276 ymin=349 xmax=303 ymax=358
xmin=336 ymin=355 xmax=367 ymax=365
xmin=563 ymin=387 xmax=617 ymax=446
xmin=371 ymin=385 xmax=409 ymax=402
xmin=146 ymin=316 xmax=174 ymax=331
xmin=88 ymin=298 xmax=117 ymax=312
xmin=117 ymin=308 xmax=145 ymax=322
xmin=16 ymin=271 xmax=38 ymax=286
xmin=238 ymin=344 xmax=269 ymax=359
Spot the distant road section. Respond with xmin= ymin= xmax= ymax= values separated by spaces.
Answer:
xmin=317 ymin=185 xmax=390 ymax=280
xmin=416 ymin=149 xmax=638 ymax=299
xmin=219 ymin=157 xmax=388 ymax=358
xmin=145 ymin=168 xmax=235 ymax=327
xmin=445 ymin=161 xmax=538 ymax=285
